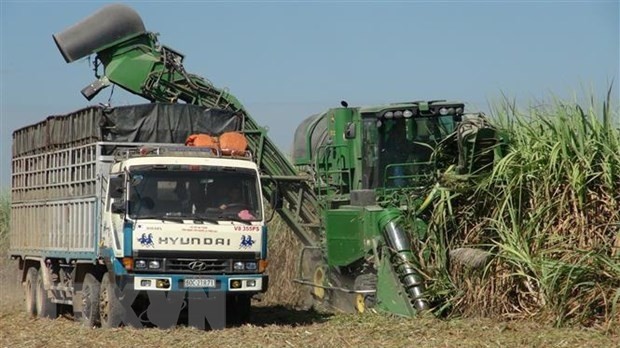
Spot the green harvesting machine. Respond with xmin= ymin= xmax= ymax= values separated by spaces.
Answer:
xmin=53 ymin=4 xmax=505 ymax=317
xmin=290 ymin=100 xmax=505 ymax=315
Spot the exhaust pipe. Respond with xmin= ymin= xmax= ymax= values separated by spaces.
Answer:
xmin=52 ymin=4 xmax=146 ymax=63
xmin=379 ymin=210 xmax=429 ymax=311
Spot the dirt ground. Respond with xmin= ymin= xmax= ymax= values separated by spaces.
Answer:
xmin=0 ymin=258 xmax=617 ymax=348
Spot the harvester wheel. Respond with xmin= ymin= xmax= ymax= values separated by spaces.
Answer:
xmin=354 ymin=273 xmax=377 ymax=313
xmin=24 ymin=267 xmax=38 ymax=317
xmin=323 ymin=270 xmax=358 ymax=313
xmin=299 ymin=248 xmax=327 ymax=310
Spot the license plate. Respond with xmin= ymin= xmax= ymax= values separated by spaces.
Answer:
xmin=184 ymin=278 xmax=216 ymax=288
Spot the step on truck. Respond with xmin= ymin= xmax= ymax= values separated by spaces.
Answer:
xmin=9 ymin=103 xmax=268 ymax=329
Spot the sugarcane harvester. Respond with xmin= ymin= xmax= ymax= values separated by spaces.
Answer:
xmin=53 ymin=4 xmax=504 ymax=317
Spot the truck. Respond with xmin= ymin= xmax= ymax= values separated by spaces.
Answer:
xmin=9 ymin=103 xmax=269 ymax=329
xmin=10 ymin=3 xmax=505 ymax=324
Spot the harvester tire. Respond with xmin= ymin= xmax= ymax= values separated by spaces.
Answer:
xmin=35 ymin=268 xmax=58 ymax=319
xmin=325 ymin=270 xmax=356 ymax=313
xmin=354 ymin=273 xmax=377 ymax=313
xmin=24 ymin=267 xmax=38 ymax=317
xmin=299 ymin=249 xmax=329 ymax=310
xmin=76 ymin=273 xmax=101 ymax=328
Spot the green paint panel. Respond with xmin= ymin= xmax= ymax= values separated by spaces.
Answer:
xmin=376 ymin=248 xmax=417 ymax=317
xmin=105 ymin=53 xmax=158 ymax=93
xmin=360 ymin=206 xmax=384 ymax=241
xmin=325 ymin=207 xmax=366 ymax=267
xmin=98 ymin=35 xmax=159 ymax=95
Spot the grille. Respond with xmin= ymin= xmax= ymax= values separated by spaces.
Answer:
xmin=166 ymin=259 xmax=229 ymax=274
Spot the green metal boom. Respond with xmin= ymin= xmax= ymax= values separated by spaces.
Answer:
xmin=53 ymin=6 xmax=322 ymax=247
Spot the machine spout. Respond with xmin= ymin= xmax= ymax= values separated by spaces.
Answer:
xmin=379 ymin=210 xmax=429 ymax=312
xmin=53 ymin=3 xmax=146 ymax=63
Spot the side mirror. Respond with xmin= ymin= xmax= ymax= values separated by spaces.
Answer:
xmin=111 ymin=201 xmax=126 ymax=214
xmin=109 ymin=176 xmax=125 ymax=199
xmin=265 ymin=191 xmax=282 ymax=224
xmin=271 ymin=189 xmax=283 ymax=210
xmin=344 ymin=122 xmax=356 ymax=139
xmin=260 ymin=176 xmax=283 ymax=223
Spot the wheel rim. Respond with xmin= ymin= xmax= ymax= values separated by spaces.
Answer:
xmin=313 ymin=267 xmax=325 ymax=299
xmin=99 ymin=285 xmax=109 ymax=322
xmin=35 ymin=277 xmax=44 ymax=312
xmin=25 ymin=279 xmax=35 ymax=314
xmin=355 ymin=294 xmax=365 ymax=313
xmin=82 ymin=284 xmax=91 ymax=319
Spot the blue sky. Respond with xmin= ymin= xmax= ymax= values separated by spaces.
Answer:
xmin=1 ymin=1 xmax=618 ymax=187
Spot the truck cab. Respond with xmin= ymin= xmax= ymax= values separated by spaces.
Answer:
xmin=99 ymin=144 xmax=267 ymax=325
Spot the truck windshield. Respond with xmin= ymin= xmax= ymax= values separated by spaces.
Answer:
xmin=363 ymin=115 xmax=457 ymax=189
xmin=127 ymin=166 xmax=262 ymax=222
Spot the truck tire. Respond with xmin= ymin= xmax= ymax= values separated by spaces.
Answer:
xmin=226 ymin=294 xmax=251 ymax=326
xmin=76 ymin=273 xmax=101 ymax=327
xmin=99 ymin=272 xmax=124 ymax=328
xmin=35 ymin=268 xmax=58 ymax=318
xmin=24 ymin=267 xmax=38 ymax=317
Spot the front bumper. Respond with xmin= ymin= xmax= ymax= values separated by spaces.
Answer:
xmin=116 ymin=273 xmax=269 ymax=293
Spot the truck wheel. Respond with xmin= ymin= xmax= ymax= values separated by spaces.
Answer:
xmin=76 ymin=273 xmax=101 ymax=327
xmin=24 ymin=267 xmax=38 ymax=317
xmin=35 ymin=268 xmax=58 ymax=318
xmin=99 ymin=272 xmax=124 ymax=328
xmin=226 ymin=294 xmax=251 ymax=326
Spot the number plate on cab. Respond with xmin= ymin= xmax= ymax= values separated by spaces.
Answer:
xmin=184 ymin=278 xmax=216 ymax=288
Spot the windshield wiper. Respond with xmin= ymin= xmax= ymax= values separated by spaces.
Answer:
xmin=218 ymin=214 xmax=253 ymax=225
xmin=136 ymin=215 xmax=185 ymax=224
xmin=191 ymin=214 xmax=220 ymax=225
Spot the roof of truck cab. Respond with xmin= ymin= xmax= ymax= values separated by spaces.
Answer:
xmin=111 ymin=156 xmax=259 ymax=173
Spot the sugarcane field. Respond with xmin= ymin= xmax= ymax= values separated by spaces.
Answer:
xmin=0 ymin=2 xmax=618 ymax=347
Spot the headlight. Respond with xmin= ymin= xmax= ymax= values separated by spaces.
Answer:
xmin=403 ymin=110 xmax=413 ymax=118
xmin=233 ymin=261 xmax=245 ymax=271
xmin=135 ymin=260 xmax=147 ymax=269
xmin=148 ymin=260 xmax=161 ymax=269
xmin=245 ymin=262 xmax=257 ymax=271
xmin=384 ymin=111 xmax=394 ymax=119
